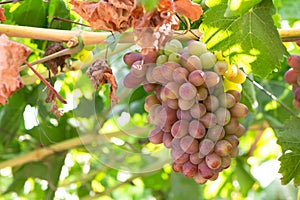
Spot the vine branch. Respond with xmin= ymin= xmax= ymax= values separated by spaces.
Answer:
xmin=0 ymin=126 xmax=150 ymax=170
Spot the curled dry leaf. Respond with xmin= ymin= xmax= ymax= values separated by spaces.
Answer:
xmin=86 ymin=59 xmax=119 ymax=104
xmin=70 ymin=0 xmax=137 ymax=32
xmin=0 ymin=8 xmax=6 ymax=22
xmin=174 ymin=0 xmax=203 ymax=22
xmin=0 ymin=34 xmax=31 ymax=105
xmin=44 ymin=42 xmax=70 ymax=75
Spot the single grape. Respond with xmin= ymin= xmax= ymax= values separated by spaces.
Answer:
xmin=224 ymin=64 xmax=238 ymax=80
xmin=205 ymin=153 xmax=222 ymax=170
xmin=234 ymin=123 xmax=246 ymax=138
xmin=176 ymin=109 xmax=193 ymax=121
xmin=200 ymin=113 xmax=217 ymax=128
xmin=163 ymin=82 xmax=180 ymax=99
xmin=168 ymin=52 xmax=181 ymax=63
xmin=148 ymin=104 xmax=163 ymax=126
xmin=143 ymin=83 xmax=158 ymax=92
xmin=204 ymin=95 xmax=219 ymax=112
xmin=171 ymin=120 xmax=189 ymax=138
xmin=146 ymin=65 xmax=157 ymax=83
xmin=166 ymin=99 xmax=179 ymax=110
xmin=209 ymin=173 xmax=219 ymax=181
xmin=187 ymin=40 xmax=207 ymax=56
xmin=287 ymin=54 xmax=300 ymax=71
xmin=295 ymin=88 xmax=300 ymax=101
xmin=225 ymin=135 xmax=239 ymax=148
xmin=143 ymin=49 xmax=158 ymax=64
xmin=156 ymin=54 xmax=168 ymax=65
xmin=230 ymin=102 xmax=248 ymax=119
xmin=188 ymin=70 xmax=206 ymax=86
xmin=198 ymin=161 xmax=216 ymax=179
xmin=178 ymin=98 xmax=195 ymax=110
xmin=173 ymin=67 xmax=189 ymax=84
xmin=148 ymin=127 xmax=164 ymax=144
xmin=190 ymin=153 xmax=204 ymax=165
xmin=227 ymin=69 xmax=246 ymax=84
xmin=207 ymin=125 xmax=225 ymax=142
xmin=193 ymin=173 xmax=207 ymax=184
xmin=190 ymin=103 xmax=206 ymax=119
xmin=227 ymin=90 xmax=241 ymax=102
xmin=188 ymin=120 xmax=206 ymax=139
xmin=182 ymin=161 xmax=198 ymax=178
xmin=179 ymin=82 xmax=197 ymax=101
xmin=214 ymin=61 xmax=228 ymax=75
xmin=123 ymin=52 xmax=143 ymax=66
xmin=172 ymin=162 xmax=183 ymax=173
xmin=185 ymin=55 xmax=202 ymax=72
xmin=221 ymin=156 xmax=231 ymax=169
xmin=180 ymin=135 xmax=199 ymax=154
xmin=204 ymin=71 xmax=220 ymax=88
xmin=144 ymin=94 xmax=160 ymax=112
xmin=223 ymin=78 xmax=242 ymax=93
xmin=197 ymin=86 xmax=209 ymax=101
xmin=163 ymin=132 xmax=173 ymax=148
xmin=214 ymin=140 xmax=233 ymax=156
xmin=159 ymin=107 xmax=177 ymax=132
xmin=200 ymin=52 xmax=217 ymax=69
xmin=131 ymin=60 xmax=147 ymax=78
xmin=218 ymin=92 xmax=236 ymax=108
xmin=161 ymin=61 xmax=180 ymax=81
xmin=224 ymin=118 xmax=239 ymax=134
xmin=123 ymin=72 xmax=145 ymax=88
xmin=171 ymin=149 xmax=190 ymax=164
xmin=199 ymin=138 xmax=215 ymax=157
xmin=152 ymin=66 xmax=169 ymax=84
xmin=215 ymin=107 xmax=231 ymax=126
xmin=164 ymin=40 xmax=182 ymax=56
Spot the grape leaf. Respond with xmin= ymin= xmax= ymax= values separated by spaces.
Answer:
xmin=277 ymin=116 xmax=300 ymax=185
xmin=200 ymin=0 xmax=288 ymax=77
xmin=47 ymin=0 xmax=71 ymax=30
xmin=278 ymin=152 xmax=300 ymax=186
xmin=277 ymin=116 xmax=300 ymax=152
xmin=224 ymin=0 xmax=263 ymax=17
xmin=274 ymin=0 xmax=300 ymax=20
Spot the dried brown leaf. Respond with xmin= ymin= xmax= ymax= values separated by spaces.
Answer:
xmin=44 ymin=42 xmax=70 ymax=75
xmin=86 ymin=59 xmax=119 ymax=104
xmin=174 ymin=0 xmax=203 ymax=22
xmin=0 ymin=34 xmax=31 ymax=105
xmin=0 ymin=8 xmax=6 ymax=22
xmin=133 ymin=0 xmax=179 ymax=50
xmin=70 ymin=0 xmax=137 ymax=32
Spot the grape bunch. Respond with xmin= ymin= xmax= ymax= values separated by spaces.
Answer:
xmin=284 ymin=53 xmax=300 ymax=108
xmin=123 ymin=39 xmax=248 ymax=184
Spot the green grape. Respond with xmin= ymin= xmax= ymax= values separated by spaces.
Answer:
xmin=156 ymin=54 xmax=168 ymax=65
xmin=200 ymin=52 xmax=217 ymax=69
xmin=168 ymin=52 xmax=181 ymax=63
xmin=187 ymin=40 xmax=207 ymax=56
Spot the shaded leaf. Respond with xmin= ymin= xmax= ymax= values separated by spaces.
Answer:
xmin=235 ymin=158 xmax=256 ymax=196
xmin=279 ymin=152 xmax=300 ymax=186
xmin=201 ymin=0 xmax=288 ymax=77
xmin=241 ymin=75 xmax=258 ymax=112
xmin=0 ymin=34 xmax=31 ymax=105
xmin=47 ymin=0 xmax=71 ymax=30
xmin=277 ymin=116 xmax=300 ymax=152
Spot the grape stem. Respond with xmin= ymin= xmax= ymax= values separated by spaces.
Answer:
xmin=246 ymin=76 xmax=299 ymax=118
xmin=25 ymin=61 xmax=67 ymax=104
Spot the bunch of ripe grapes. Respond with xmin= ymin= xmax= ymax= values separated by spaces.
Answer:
xmin=123 ymin=39 xmax=248 ymax=184
xmin=284 ymin=42 xmax=300 ymax=108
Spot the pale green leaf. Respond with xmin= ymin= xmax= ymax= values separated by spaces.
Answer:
xmin=200 ymin=0 xmax=288 ymax=77
xmin=279 ymin=152 xmax=300 ymax=185
xmin=225 ymin=0 xmax=263 ymax=17
xmin=277 ymin=116 xmax=300 ymax=152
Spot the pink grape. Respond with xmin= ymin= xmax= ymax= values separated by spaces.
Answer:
xmin=172 ymin=162 xmax=183 ymax=173
xmin=182 ymin=161 xmax=197 ymax=178
xmin=224 ymin=118 xmax=239 ymax=134
xmin=148 ymin=127 xmax=164 ymax=144
xmin=161 ymin=61 xmax=180 ymax=81
xmin=204 ymin=71 xmax=220 ymax=88
xmin=218 ymin=92 xmax=236 ymax=108
xmin=190 ymin=103 xmax=206 ymax=119
xmin=197 ymin=86 xmax=209 ymax=101
xmin=185 ymin=55 xmax=202 ymax=72
xmin=199 ymin=138 xmax=215 ymax=157
xmin=205 ymin=153 xmax=222 ymax=170
xmin=123 ymin=72 xmax=145 ymax=88
xmin=143 ymin=83 xmax=158 ymax=92
xmin=214 ymin=61 xmax=228 ymax=75
xmin=176 ymin=109 xmax=193 ymax=121
xmin=193 ymin=173 xmax=207 ymax=184
xmin=284 ymin=68 xmax=298 ymax=84
xmin=204 ymin=95 xmax=219 ymax=112
xmin=163 ymin=132 xmax=173 ymax=148
xmin=180 ymin=135 xmax=199 ymax=154
xmin=190 ymin=153 xmax=204 ymax=165
xmin=131 ymin=60 xmax=147 ymax=78
xmin=178 ymin=98 xmax=195 ymax=110
xmin=163 ymin=82 xmax=180 ymax=99
xmin=173 ymin=67 xmax=189 ymax=84
xmin=214 ymin=140 xmax=233 ymax=156
xmin=188 ymin=120 xmax=206 ymax=139
xmin=287 ymin=54 xmax=300 ymax=70
xmin=230 ymin=103 xmax=248 ymax=119
xmin=171 ymin=120 xmax=189 ymax=138
xmin=200 ymin=113 xmax=217 ymax=128
xmin=207 ymin=125 xmax=225 ymax=142
xmin=227 ymin=90 xmax=241 ymax=102
xmin=123 ymin=52 xmax=143 ymax=66
xmin=295 ymin=88 xmax=300 ymax=101
xmin=166 ymin=99 xmax=179 ymax=110
xmin=188 ymin=70 xmax=205 ymax=86
xmin=179 ymin=82 xmax=197 ymax=101
xmin=198 ymin=161 xmax=216 ymax=179
xmin=215 ymin=107 xmax=231 ymax=126
xmin=144 ymin=94 xmax=160 ymax=112
xmin=152 ymin=66 xmax=169 ymax=84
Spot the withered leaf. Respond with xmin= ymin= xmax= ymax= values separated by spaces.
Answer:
xmin=174 ymin=0 xmax=203 ymax=22
xmin=0 ymin=34 xmax=31 ymax=105
xmin=44 ymin=42 xmax=70 ymax=75
xmin=0 ymin=8 xmax=6 ymax=22
xmin=133 ymin=0 xmax=179 ymax=51
xmin=86 ymin=59 xmax=119 ymax=104
xmin=70 ymin=0 xmax=137 ymax=32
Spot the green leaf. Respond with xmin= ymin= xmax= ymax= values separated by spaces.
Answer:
xmin=138 ymin=0 xmax=159 ymax=10
xmin=225 ymin=0 xmax=263 ymax=17
xmin=274 ymin=0 xmax=300 ymax=20
xmin=279 ymin=152 xmax=300 ymax=185
xmin=235 ymin=158 xmax=256 ymax=196
xmin=241 ymin=75 xmax=258 ymax=113
xmin=200 ymin=0 xmax=288 ymax=77
xmin=277 ymin=116 xmax=300 ymax=152
xmin=47 ymin=0 xmax=71 ymax=30
xmin=169 ymin=172 xmax=200 ymax=200
xmin=11 ymin=0 xmax=48 ymax=27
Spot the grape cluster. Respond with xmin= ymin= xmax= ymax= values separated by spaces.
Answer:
xmin=284 ymin=54 xmax=300 ymax=108
xmin=123 ymin=39 xmax=248 ymax=184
